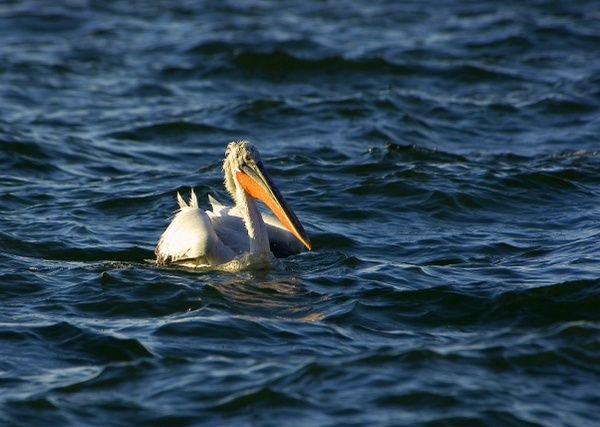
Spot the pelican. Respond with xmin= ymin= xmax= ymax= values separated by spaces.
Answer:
xmin=155 ymin=140 xmax=311 ymax=267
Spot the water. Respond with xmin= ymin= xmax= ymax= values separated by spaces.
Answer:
xmin=1 ymin=1 xmax=600 ymax=426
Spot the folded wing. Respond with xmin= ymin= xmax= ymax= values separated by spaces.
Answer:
xmin=155 ymin=190 xmax=235 ymax=267
xmin=207 ymin=195 xmax=304 ymax=258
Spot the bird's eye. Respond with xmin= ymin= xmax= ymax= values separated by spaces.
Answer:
xmin=244 ymin=154 xmax=251 ymax=163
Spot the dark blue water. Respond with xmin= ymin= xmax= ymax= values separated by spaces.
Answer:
xmin=2 ymin=1 xmax=600 ymax=426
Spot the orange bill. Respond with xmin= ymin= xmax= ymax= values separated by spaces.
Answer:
xmin=236 ymin=168 xmax=311 ymax=250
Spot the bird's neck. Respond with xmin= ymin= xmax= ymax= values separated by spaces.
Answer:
xmin=237 ymin=187 xmax=270 ymax=255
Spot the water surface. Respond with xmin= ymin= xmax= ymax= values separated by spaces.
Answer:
xmin=1 ymin=1 xmax=600 ymax=426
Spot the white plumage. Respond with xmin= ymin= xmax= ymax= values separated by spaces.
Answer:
xmin=155 ymin=141 xmax=311 ymax=267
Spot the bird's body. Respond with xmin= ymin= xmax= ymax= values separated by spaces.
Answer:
xmin=206 ymin=195 xmax=305 ymax=258
xmin=155 ymin=141 xmax=311 ymax=267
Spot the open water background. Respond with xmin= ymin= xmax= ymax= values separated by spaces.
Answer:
xmin=2 ymin=1 xmax=600 ymax=426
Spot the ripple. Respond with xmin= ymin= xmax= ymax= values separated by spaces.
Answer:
xmin=2 ymin=1 xmax=600 ymax=426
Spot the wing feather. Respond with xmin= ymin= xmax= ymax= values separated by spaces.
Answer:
xmin=207 ymin=196 xmax=303 ymax=258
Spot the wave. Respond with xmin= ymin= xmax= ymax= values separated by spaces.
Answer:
xmin=0 ymin=321 xmax=151 ymax=372
xmin=175 ymin=41 xmax=537 ymax=88
xmin=108 ymin=122 xmax=231 ymax=143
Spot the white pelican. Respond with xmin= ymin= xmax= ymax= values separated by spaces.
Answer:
xmin=155 ymin=140 xmax=311 ymax=267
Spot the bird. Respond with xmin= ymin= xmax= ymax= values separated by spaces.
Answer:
xmin=155 ymin=140 xmax=311 ymax=267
